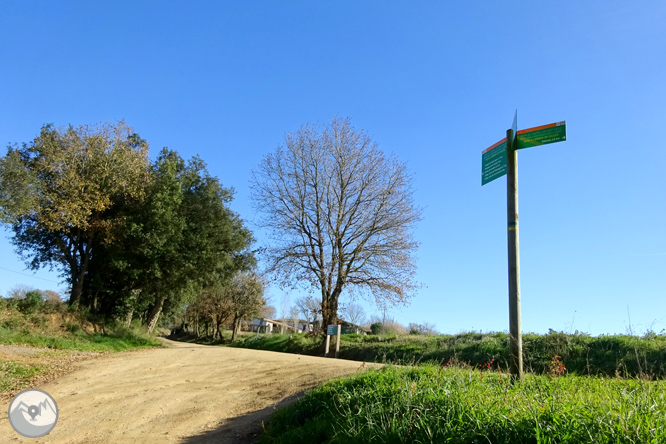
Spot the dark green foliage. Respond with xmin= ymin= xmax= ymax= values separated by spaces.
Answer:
xmin=0 ymin=122 xmax=151 ymax=306
xmin=17 ymin=290 xmax=44 ymax=314
xmin=370 ymin=322 xmax=383 ymax=335
xmin=259 ymin=365 xmax=666 ymax=444
xmin=83 ymin=149 xmax=256 ymax=331
xmin=2 ymin=125 xmax=255 ymax=333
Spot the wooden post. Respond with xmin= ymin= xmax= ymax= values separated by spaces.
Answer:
xmin=335 ymin=324 xmax=341 ymax=358
xmin=506 ymin=128 xmax=523 ymax=382
xmin=325 ymin=333 xmax=331 ymax=357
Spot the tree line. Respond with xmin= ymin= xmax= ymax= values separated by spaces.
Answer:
xmin=1 ymin=117 xmax=422 ymax=339
xmin=0 ymin=122 xmax=261 ymax=333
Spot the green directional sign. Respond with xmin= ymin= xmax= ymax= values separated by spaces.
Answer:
xmin=481 ymin=138 xmax=507 ymax=185
xmin=516 ymin=121 xmax=566 ymax=149
xmin=327 ymin=325 xmax=339 ymax=335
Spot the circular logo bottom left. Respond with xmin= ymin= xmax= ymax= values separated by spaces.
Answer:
xmin=8 ymin=389 xmax=59 ymax=438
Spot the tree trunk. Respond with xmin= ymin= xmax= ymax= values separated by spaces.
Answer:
xmin=231 ymin=314 xmax=240 ymax=343
xmin=146 ymin=295 xmax=166 ymax=334
xmin=69 ymin=267 xmax=86 ymax=306
xmin=124 ymin=310 xmax=134 ymax=327
xmin=68 ymin=239 xmax=92 ymax=307
xmin=215 ymin=322 xmax=222 ymax=340
xmin=321 ymin=294 xmax=340 ymax=331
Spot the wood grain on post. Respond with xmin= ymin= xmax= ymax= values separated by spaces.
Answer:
xmin=506 ymin=129 xmax=524 ymax=382
xmin=335 ymin=324 xmax=341 ymax=358
xmin=325 ymin=333 xmax=331 ymax=358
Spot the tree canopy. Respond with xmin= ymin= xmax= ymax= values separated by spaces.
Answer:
xmin=0 ymin=121 xmax=150 ymax=305
xmin=87 ymin=148 xmax=256 ymax=332
xmin=0 ymin=122 xmax=256 ymax=333
xmin=251 ymin=117 xmax=422 ymax=329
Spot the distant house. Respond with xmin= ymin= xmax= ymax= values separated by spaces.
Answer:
xmin=249 ymin=318 xmax=314 ymax=334
xmin=249 ymin=318 xmax=274 ymax=333
xmin=273 ymin=318 xmax=314 ymax=333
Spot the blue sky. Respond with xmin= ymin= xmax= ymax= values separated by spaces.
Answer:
xmin=1 ymin=1 xmax=664 ymax=335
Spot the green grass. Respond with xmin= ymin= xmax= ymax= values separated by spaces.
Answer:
xmin=0 ymin=301 xmax=162 ymax=394
xmin=0 ymin=302 xmax=162 ymax=352
xmin=0 ymin=360 xmax=42 ymax=393
xmin=230 ymin=330 xmax=666 ymax=378
xmin=259 ymin=365 xmax=666 ymax=444
xmin=0 ymin=325 xmax=161 ymax=352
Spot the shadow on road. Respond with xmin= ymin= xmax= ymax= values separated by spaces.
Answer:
xmin=179 ymin=392 xmax=304 ymax=444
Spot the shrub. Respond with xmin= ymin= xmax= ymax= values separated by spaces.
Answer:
xmin=65 ymin=323 xmax=82 ymax=333
xmin=17 ymin=291 xmax=44 ymax=314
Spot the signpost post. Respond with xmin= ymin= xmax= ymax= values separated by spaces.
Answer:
xmin=506 ymin=127 xmax=522 ymax=381
xmin=482 ymin=112 xmax=566 ymax=382
xmin=325 ymin=325 xmax=341 ymax=358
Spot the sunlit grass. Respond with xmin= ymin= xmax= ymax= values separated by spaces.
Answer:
xmin=259 ymin=364 xmax=666 ymax=443
xmin=230 ymin=331 xmax=666 ymax=378
xmin=0 ymin=360 xmax=42 ymax=393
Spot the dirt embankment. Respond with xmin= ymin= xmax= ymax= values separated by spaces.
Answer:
xmin=0 ymin=339 xmax=376 ymax=444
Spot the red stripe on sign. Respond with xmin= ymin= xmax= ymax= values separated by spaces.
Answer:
xmin=516 ymin=122 xmax=558 ymax=135
xmin=482 ymin=137 xmax=506 ymax=154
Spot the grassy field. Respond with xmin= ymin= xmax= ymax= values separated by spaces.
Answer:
xmin=228 ymin=330 xmax=666 ymax=379
xmin=223 ymin=331 xmax=666 ymax=442
xmin=259 ymin=364 xmax=666 ymax=443
xmin=0 ymin=299 xmax=162 ymax=395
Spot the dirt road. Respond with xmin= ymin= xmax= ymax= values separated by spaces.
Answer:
xmin=1 ymin=339 xmax=375 ymax=444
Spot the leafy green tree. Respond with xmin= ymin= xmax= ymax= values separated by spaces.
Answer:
xmin=0 ymin=122 xmax=150 ymax=306
xmin=87 ymin=149 xmax=256 ymax=333
xmin=228 ymin=272 xmax=265 ymax=342
xmin=195 ymin=285 xmax=234 ymax=340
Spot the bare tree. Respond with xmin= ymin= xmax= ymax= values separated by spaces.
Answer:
xmin=295 ymin=296 xmax=320 ymax=329
xmin=6 ymin=284 xmax=36 ymax=299
xmin=279 ymin=294 xmax=290 ymax=333
xmin=261 ymin=305 xmax=277 ymax=320
xmin=251 ymin=117 xmax=421 ymax=329
xmin=408 ymin=322 xmax=438 ymax=335
xmin=290 ymin=306 xmax=300 ymax=332
xmin=43 ymin=290 xmax=62 ymax=304
xmin=341 ymin=302 xmax=367 ymax=327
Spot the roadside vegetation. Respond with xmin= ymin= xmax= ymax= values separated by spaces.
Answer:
xmin=0 ymin=291 xmax=161 ymax=396
xmin=259 ymin=364 xmax=666 ymax=443
xmin=229 ymin=330 xmax=666 ymax=379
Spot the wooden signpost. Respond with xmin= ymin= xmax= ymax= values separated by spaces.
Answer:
xmin=325 ymin=324 xmax=341 ymax=358
xmin=482 ymin=111 xmax=567 ymax=382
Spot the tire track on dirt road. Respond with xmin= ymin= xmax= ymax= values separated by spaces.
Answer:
xmin=1 ymin=339 xmax=377 ymax=444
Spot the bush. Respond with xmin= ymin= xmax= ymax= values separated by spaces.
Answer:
xmin=370 ymin=322 xmax=383 ymax=335
xmin=17 ymin=290 xmax=44 ymax=314
xmin=65 ymin=323 xmax=82 ymax=333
